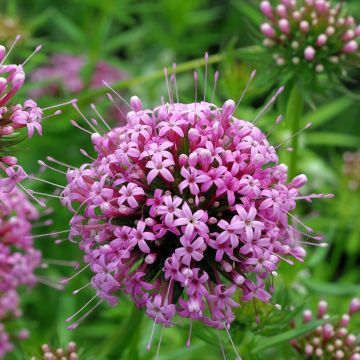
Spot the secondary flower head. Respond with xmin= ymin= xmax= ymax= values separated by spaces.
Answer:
xmin=60 ymin=62 xmax=330 ymax=347
xmin=259 ymin=0 xmax=360 ymax=79
xmin=30 ymin=342 xmax=78 ymax=360
xmin=291 ymin=299 xmax=360 ymax=359
xmin=0 ymin=187 xmax=41 ymax=358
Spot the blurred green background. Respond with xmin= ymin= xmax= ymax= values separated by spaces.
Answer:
xmin=1 ymin=0 xmax=359 ymax=359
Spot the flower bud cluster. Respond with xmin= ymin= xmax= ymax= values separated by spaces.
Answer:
xmin=260 ymin=0 xmax=360 ymax=74
xmin=291 ymin=299 xmax=360 ymax=359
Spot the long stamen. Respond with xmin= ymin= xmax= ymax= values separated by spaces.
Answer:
xmin=186 ymin=320 xmax=193 ymax=347
xmin=32 ymin=220 xmax=53 ymax=228
xmin=194 ymin=71 xmax=198 ymax=105
xmin=80 ymin=149 xmax=96 ymax=161
xmin=172 ymin=63 xmax=179 ymax=103
xmin=17 ymin=182 xmax=46 ymax=208
xmin=22 ymin=45 xmax=42 ymax=66
xmin=36 ymin=276 xmax=64 ymax=290
xmin=253 ymin=86 xmax=284 ymax=124
xmin=204 ymin=52 xmax=209 ymax=101
xmin=72 ymin=282 xmax=92 ymax=295
xmin=102 ymin=80 xmax=130 ymax=107
xmin=70 ymin=119 xmax=93 ymax=135
xmin=38 ymin=160 xmax=67 ymax=175
xmin=67 ymin=300 xmax=103 ymax=330
xmin=266 ymin=115 xmax=282 ymax=138
xmin=28 ymin=190 xmax=63 ymax=199
xmin=46 ymin=156 xmax=76 ymax=169
xmin=31 ymin=229 xmax=70 ymax=239
xmin=42 ymin=99 xmax=76 ymax=111
xmin=217 ymin=332 xmax=227 ymax=360
xmin=60 ymin=264 xmax=90 ymax=285
xmin=223 ymin=322 xmax=242 ymax=360
xmin=235 ymin=70 xmax=256 ymax=111
xmin=283 ymin=209 xmax=313 ymax=232
xmin=0 ymin=34 xmax=21 ymax=65
xmin=163 ymin=67 xmax=171 ymax=103
xmin=211 ymin=70 xmax=219 ymax=103
xmin=66 ymin=294 xmax=98 ymax=322
xmin=41 ymin=110 xmax=62 ymax=121
xmin=155 ymin=325 xmax=165 ymax=360
xmin=90 ymin=103 xmax=112 ymax=131
xmin=72 ymin=102 xmax=98 ymax=133
xmin=28 ymin=175 xmax=65 ymax=188
xmin=275 ymin=123 xmax=312 ymax=149
xmin=42 ymin=259 xmax=79 ymax=268
xmin=106 ymin=93 xmax=126 ymax=119
xmin=147 ymin=315 xmax=158 ymax=351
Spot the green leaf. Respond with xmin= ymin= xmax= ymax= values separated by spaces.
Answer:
xmin=252 ymin=319 xmax=325 ymax=353
xmin=301 ymin=97 xmax=354 ymax=129
xmin=302 ymin=279 xmax=360 ymax=296
xmin=305 ymin=132 xmax=360 ymax=147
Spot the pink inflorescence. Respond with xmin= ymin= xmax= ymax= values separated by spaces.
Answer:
xmin=61 ymin=66 xmax=331 ymax=339
xmin=260 ymin=0 xmax=360 ymax=73
xmin=0 ymin=37 xmax=47 ymax=192
xmin=291 ymin=299 xmax=360 ymax=359
xmin=30 ymin=53 xmax=127 ymax=98
xmin=0 ymin=187 xmax=41 ymax=358
xmin=30 ymin=341 xmax=78 ymax=360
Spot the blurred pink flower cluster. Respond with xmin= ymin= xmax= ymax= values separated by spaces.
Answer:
xmin=30 ymin=342 xmax=78 ymax=360
xmin=62 ymin=86 xmax=329 ymax=335
xmin=30 ymin=53 xmax=127 ymax=97
xmin=291 ymin=299 xmax=360 ymax=359
xmin=0 ymin=187 xmax=41 ymax=358
xmin=260 ymin=0 xmax=359 ymax=73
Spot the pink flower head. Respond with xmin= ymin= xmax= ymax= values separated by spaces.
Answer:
xmin=62 ymin=63 xmax=329 ymax=335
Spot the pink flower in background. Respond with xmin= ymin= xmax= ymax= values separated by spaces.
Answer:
xmin=0 ymin=187 xmax=41 ymax=358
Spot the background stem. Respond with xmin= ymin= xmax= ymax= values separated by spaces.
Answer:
xmin=287 ymin=85 xmax=304 ymax=180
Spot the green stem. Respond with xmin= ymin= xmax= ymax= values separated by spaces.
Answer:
xmin=286 ymin=85 xmax=304 ymax=180
xmin=76 ymin=46 xmax=261 ymax=104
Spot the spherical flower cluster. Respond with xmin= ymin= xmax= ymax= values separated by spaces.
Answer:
xmin=30 ymin=342 xmax=78 ymax=360
xmin=0 ymin=39 xmax=44 ymax=191
xmin=343 ymin=150 xmax=360 ymax=191
xmin=30 ymin=53 xmax=127 ymax=98
xmin=0 ymin=187 xmax=41 ymax=358
xmin=291 ymin=299 xmax=360 ymax=359
xmin=62 ymin=82 xmax=330 ymax=335
xmin=260 ymin=0 xmax=360 ymax=75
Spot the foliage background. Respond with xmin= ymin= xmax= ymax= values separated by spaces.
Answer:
xmin=1 ymin=0 xmax=359 ymax=359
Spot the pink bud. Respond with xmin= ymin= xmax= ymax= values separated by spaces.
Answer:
xmin=1 ymin=156 xmax=17 ymax=166
xmin=304 ymin=46 xmax=316 ymax=61
xmin=222 ymin=99 xmax=235 ymax=118
xmin=356 ymin=25 xmax=360 ymax=37
xmin=0 ymin=126 xmax=14 ymax=135
xmin=342 ymin=29 xmax=355 ymax=42
xmin=326 ymin=26 xmax=335 ymax=36
xmin=340 ymin=314 xmax=350 ymax=327
xmin=292 ymin=11 xmax=301 ymax=21
xmin=299 ymin=20 xmax=310 ymax=33
xmin=314 ymin=0 xmax=328 ymax=14
xmin=349 ymin=298 xmax=360 ymax=315
xmin=232 ymin=272 xmax=245 ymax=285
xmin=305 ymin=344 xmax=314 ymax=355
xmin=350 ymin=354 xmax=360 ymax=360
xmin=276 ymin=4 xmax=287 ymax=17
xmin=260 ymin=1 xmax=273 ymax=18
xmin=343 ymin=40 xmax=358 ymax=53
xmin=335 ymin=350 xmax=344 ymax=359
xmin=290 ymin=174 xmax=308 ymax=188
xmin=188 ymin=128 xmax=199 ymax=144
xmin=346 ymin=334 xmax=357 ymax=347
xmin=279 ymin=19 xmax=291 ymax=34
xmin=303 ymin=310 xmax=312 ymax=323
xmin=317 ymin=300 xmax=328 ymax=318
xmin=145 ymin=253 xmax=156 ymax=264
xmin=130 ymin=96 xmax=142 ymax=112
xmin=188 ymin=152 xmax=198 ymax=167
xmin=316 ymin=34 xmax=327 ymax=46
xmin=178 ymin=154 xmax=188 ymax=167
xmin=261 ymin=23 xmax=276 ymax=38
